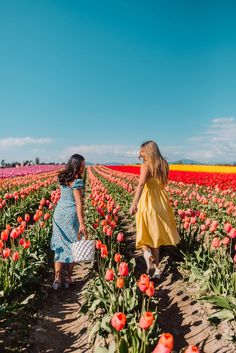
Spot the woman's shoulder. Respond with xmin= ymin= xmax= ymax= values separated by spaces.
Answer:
xmin=71 ymin=178 xmax=84 ymax=190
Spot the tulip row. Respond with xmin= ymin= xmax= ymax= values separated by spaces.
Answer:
xmin=0 ymin=164 xmax=61 ymax=179
xmin=80 ymin=167 xmax=200 ymax=353
xmin=93 ymin=166 xmax=236 ymax=323
xmin=106 ymin=165 xmax=236 ymax=191
xmin=0 ymin=183 xmax=60 ymax=314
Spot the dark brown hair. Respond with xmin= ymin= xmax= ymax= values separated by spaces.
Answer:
xmin=58 ymin=154 xmax=85 ymax=185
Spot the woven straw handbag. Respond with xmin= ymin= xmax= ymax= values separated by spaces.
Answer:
xmin=71 ymin=239 xmax=95 ymax=263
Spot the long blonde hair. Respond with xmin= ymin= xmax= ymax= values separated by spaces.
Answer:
xmin=140 ymin=140 xmax=169 ymax=185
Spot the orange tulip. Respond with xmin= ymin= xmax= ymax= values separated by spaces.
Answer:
xmin=116 ymin=277 xmax=125 ymax=288
xmin=114 ymin=253 xmax=121 ymax=263
xmin=158 ymin=333 xmax=174 ymax=351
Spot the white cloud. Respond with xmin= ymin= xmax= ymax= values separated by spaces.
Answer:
xmin=164 ymin=117 xmax=236 ymax=163
xmin=59 ymin=144 xmax=139 ymax=164
xmin=0 ymin=137 xmax=54 ymax=150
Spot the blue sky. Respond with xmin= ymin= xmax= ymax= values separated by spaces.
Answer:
xmin=0 ymin=0 xmax=236 ymax=164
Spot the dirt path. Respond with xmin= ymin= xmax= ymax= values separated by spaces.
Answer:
xmin=25 ymin=222 xmax=236 ymax=353
xmin=28 ymin=264 xmax=93 ymax=353
xmin=155 ymin=250 xmax=236 ymax=353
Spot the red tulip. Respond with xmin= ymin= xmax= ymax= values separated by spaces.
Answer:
xmin=145 ymin=281 xmax=155 ymax=297
xmin=139 ymin=311 xmax=154 ymax=330
xmin=12 ymin=251 xmax=20 ymax=261
xmin=101 ymin=244 xmax=108 ymax=258
xmin=138 ymin=274 xmax=150 ymax=292
xmin=111 ymin=312 xmax=126 ymax=331
xmin=118 ymin=262 xmax=129 ymax=276
xmin=96 ymin=239 xmax=102 ymax=249
xmin=25 ymin=214 xmax=30 ymax=222
xmin=17 ymin=216 xmax=23 ymax=223
xmin=44 ymin=213 xmax=50 ymax=221
xmin=23 ymin=240 xmax=31 ymax=249
xmin=229 ymin=228 xmax=236 ymax=239
xmin=117 ymin=232 xmax=124 ymax=242
xmin=184 ymin=345 xmax=200 ymax=353
xmin=0 ymin=239 xmax=3 ymax=249
xmin=3 ymin=248 xmax=11 ymax=258
xmin=105 ymin=269 xmax=114 ymax=281
xmin=1 ymin=230 xmax=9 ymax=241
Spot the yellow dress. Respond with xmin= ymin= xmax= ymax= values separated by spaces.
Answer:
xmin=136 ymin=178 xmax=179 ymax=249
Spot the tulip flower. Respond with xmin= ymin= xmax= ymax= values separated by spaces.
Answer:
xmin=116 ymin=277 xmax=125 ymax=288
xmin=23 ymin=240 xmax=31 ymax=249
xmin=114 ymin=253 xmax=121 ymax=263
xmin=95 ymin=240 xmax=102 ymax=249
xmin=44 ymin=213 xmax=50 ymax=221
xmin=158 ymin=333 xmax=174 ymax=350
xmin=105 ymin=269 xmax=114 ymax=281
xmin=229 ymin=228 xmax=236 ymax=239
xmin=138 ymin=274 xmax=150 ymax=292
xmin=25 ymin=214 xmax=30 ymax=222
xmin=12 ymin=251 xmax=20 ymax=261
xmin=184 ymin=345 xmax=200 ymax=353
xmin=117 ymin=232 xmax=124 ymax=242
xmin=0 ymin=239 xmax=3 ymax=249
xmin=118 ymin=262 xmax=129 ymax=276
xmin=152 ymin=343 xmax=171 ymax=353
xmin=3 ymin=248 xmax=11 ymax=258
xmin=145 ymin=281 xmax=155 ymax=297
xmin=139 ymin=311 xmax=154 ymax=330
xmin=111 ymin=312 xmax=126 ymax=331
xmin=101 ymin=244 xmax=108 ymax=258
xmin=211 ymin=237 xmax=220 ymax=248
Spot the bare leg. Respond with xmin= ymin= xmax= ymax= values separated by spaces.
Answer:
xmin=66 ymin=262 xmax=75 ymax=279
xmin=54 ymin=262 xmax=63 ymax=281
xmin=150 ymin=247 xmax=160 ymax=267
xmin=52 ymin=262 xmax=63 ymax=289
xmin=150 ymin=247 xmax=161 ymax=278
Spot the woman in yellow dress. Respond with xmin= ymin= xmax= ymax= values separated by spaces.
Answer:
xmin=130 ymin=140 xmax=179 ymax=278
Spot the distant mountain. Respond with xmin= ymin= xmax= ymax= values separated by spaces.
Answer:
xmin=170 ymin=159 xmax=204 ymax=165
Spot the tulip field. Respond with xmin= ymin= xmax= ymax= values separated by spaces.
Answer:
xmin=0 ymin=164 xmax=236 ymax=352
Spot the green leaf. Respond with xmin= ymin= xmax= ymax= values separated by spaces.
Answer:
xmin=88 ymin=321 xmax=101 ymax=344
xmin=209 ymin=309 xmax=234 ymax=321
xmin=101 ymin=314 xmax=112 ymax=333
xmin=119 ymin=338 xmax=128 ymax=353
xmin=201 ymin=295 xmax=231 ymax=309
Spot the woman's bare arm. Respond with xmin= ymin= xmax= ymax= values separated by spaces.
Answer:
xmin=130 ymin=163 xmax=149 ymax=215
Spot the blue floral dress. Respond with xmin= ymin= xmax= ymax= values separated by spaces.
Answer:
xmin=50 ymin=179 xmax=84 ymax=263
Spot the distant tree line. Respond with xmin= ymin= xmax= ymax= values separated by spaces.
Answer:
xmin=0 ymin=158 xmax=61 ymax=168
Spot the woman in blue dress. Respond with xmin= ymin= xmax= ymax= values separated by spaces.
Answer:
xmin=51 ymin=154 xmax=86 ymax=289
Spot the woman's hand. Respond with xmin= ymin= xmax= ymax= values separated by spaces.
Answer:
xmin=130 ymin=204 xmax=138 ymax=216
xmin=78 ymin=224 xmax=87 ymax=239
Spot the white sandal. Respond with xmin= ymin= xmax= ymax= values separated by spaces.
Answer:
xmin=52 ymin=279 xmax=61 ymax=290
